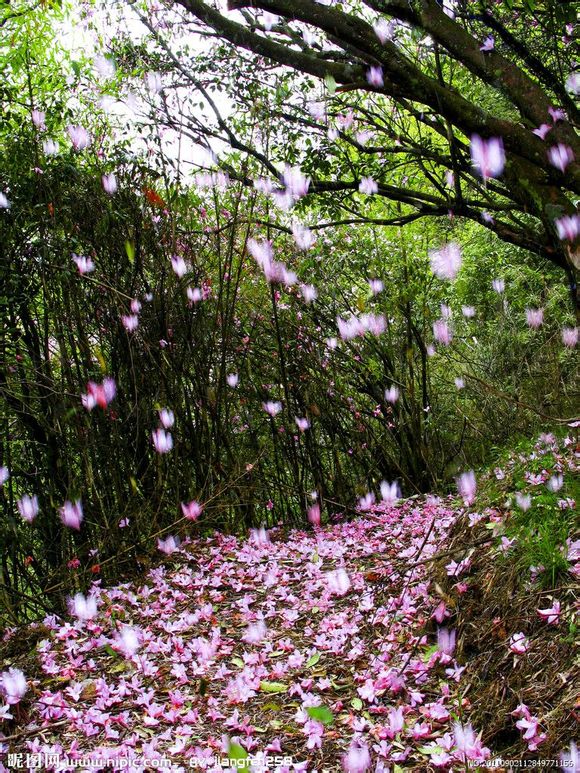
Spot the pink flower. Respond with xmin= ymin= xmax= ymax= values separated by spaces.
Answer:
xmin=492 ymin=278 xmax=505 ymax=293
xmin=327 ymin=568 xmax=351 ymax=595
xmin=32 ymin=109 xmax=46 ymax=129
xmin=525 ymin=308 xmax=544 ymax=328
xmin=359 ymin=177 xmax=378 ymax=194
xmin=171 ymin=255 xmax=188 ymax=277
xmin=430 ymin=602 xmax=449 ymax=626
xmin=159 ymin=409 xmax=174 ymax=428
xmin=282 ymin=165 xmax=310 ymax=200
xmin=295 ymin=417 xmax=310 ymax=432
xmin=462 ymin=305 xmax=475 ymax=318
xmin=227 ymin=373 xmax=239 ymax=387
xmin=537 ymin=600 xmax=561 ymax=625
xmin=342 ymin=739 xmax=371 ymax=772
xmin=121 ymin=314 xmax=139 ymax=332
xmin=387 ymin=706 xmax=405 ymax=737
xmin=308 ymin=503 xmax=321 ymax=526
xmin=187 ymin=287 xmax=203 ymax=303
xmin=515 ymin=714 xmax=547 ymax=751
xmin=248 ymin=238 xmax=273 ymax=267
xmin=116 ymin=626 xmax=141 ymax=657
xmin=250 ymin=526 xmax=271 ymax=546
xmin=532 ymin=123 xmax=551 ymax=140
xmin=374 ymin=18 xmax=394 ymax=44
xmin=60 ymin=499 xmax=83 ymax=530
xmin=242 ymin=621 xmax=267 ymax=644
xmin=548 ymin=106 xmax=566 ymax=122
xmin=470 ymin=135 xmax=505 ymax=179
xmin=515 ymin=492 xmax=532 ymax=511
xmin=43 ymin=138 xmax=59 ymax=155
xmin=562 ymin=327 xmax=578 ymax=347
xmin=437 ymin=627 xmax=456 ymax=659
xmin=102 ymin=173 xmax=117 ymax=194
xmin=0 ymin=466 xmax=8 ymax=485
xmin=358 ymin=679 xmax=376 ymax=703
xmin=0 ymin=668 xmax=27 ymax=705
xmin=429 ymin=242 xmax=462 ymax=280
xmin=18 ymin=494 xmax=39 ymax=523
xmin=367 ymin=66 xmax=384 ymax=87
xmin=300 ymin=284 xmax=318 ymax=303
xmin=358 ymin=492 xmax=375 ymax=511
xmin=157 ymin=535 xmax=179 ymax=554
xmin=509 ymin=632 xmax=530 ymax=654
xmin=453 ymin=722 xmax=490 ymax=763
xmin=380 ymin=480 xmax=400 ymax=506
xmin=181 ymin=500 xmax=203 ymax=520
xmin=71 ymin=592 xmax=97 ymax=620
xmin=152 ymin=428 xmax=173 ymax=454
xmin=82 ymin=377 xmax=116 ymax=410
xmin=263 ymin=401 xmax=282 ymax=417
xmin=480 ymin=35 xmax=494 ymax=51
xmin=547 ymin=474 xmax=563 ymax=492
xmin=555 ymin=214 xmax=580 ymax=241
xmin=67 ymin=125 xmax=91 ymax=150
xmin=457 ymin=470 xmax=476 ymax=505
xmin=433 ymin=319 xmax=452 ymax=345
xmin=368 ymin=278 xmax=383 ymax=295
xmin=72 ymin=254 xmax=95 ymax=274
xmin=548 ymin=144 xmax=574 ymax=172
xmin=292 ymin=221 xmax=316 ymax=250
xmin=304 ymin=719 xmax=324 ymax=750
xmin=384 ymin=386 xmax=399 ymax=404
xmin=446 ymin=557 xmax=471 ymax=577
xmin=566 ymin=72 xmax=580 ymax=94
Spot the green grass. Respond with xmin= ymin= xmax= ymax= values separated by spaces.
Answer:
xmin=475 ymin=431 xmax=578 ymax=590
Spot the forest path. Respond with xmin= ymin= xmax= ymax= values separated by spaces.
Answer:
xmin=2 ymin=494 xmax=495 ymax=771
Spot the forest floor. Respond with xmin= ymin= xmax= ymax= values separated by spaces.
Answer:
xmin=0 ymin=433 xmax=578 ymax=772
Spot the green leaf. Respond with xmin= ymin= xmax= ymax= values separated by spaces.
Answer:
xmin=103 ymin=644 xmax=117 ymax=657
xmin=324 ymin=73 xmax=336 ymax=95
xmin=259 ymin=681 xmax=289 ymax=693
xmin=419 ymin=745 xmax=441 ymax=755
xmin=306 ymin=705 xmax=334 ymax=725
xmin=422 ymin=644 xmax=439 ymax=662
xmin=351 ymin=697 xmax=363 ymax=710
xmin=306 ymin=652 xmax=321 ymax=668
xmin=231 ymin=657 xmax=245 ymax=668
xmin=227 ymin=741 xmax=248 ymax=762
xmin=125 ymin=240 xmax=135 ymax=263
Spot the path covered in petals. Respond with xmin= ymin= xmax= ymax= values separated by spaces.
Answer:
xmin=2 ymin=497 xmax=491 ymax=771
xmin=2 ymin=431 xmax=578 ymax=773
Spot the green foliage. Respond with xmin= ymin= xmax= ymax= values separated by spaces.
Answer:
xmin=478 ymin=434 xmax=578 ymax=589
xmin=0 ymin=0 xmax=577 ymax=625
